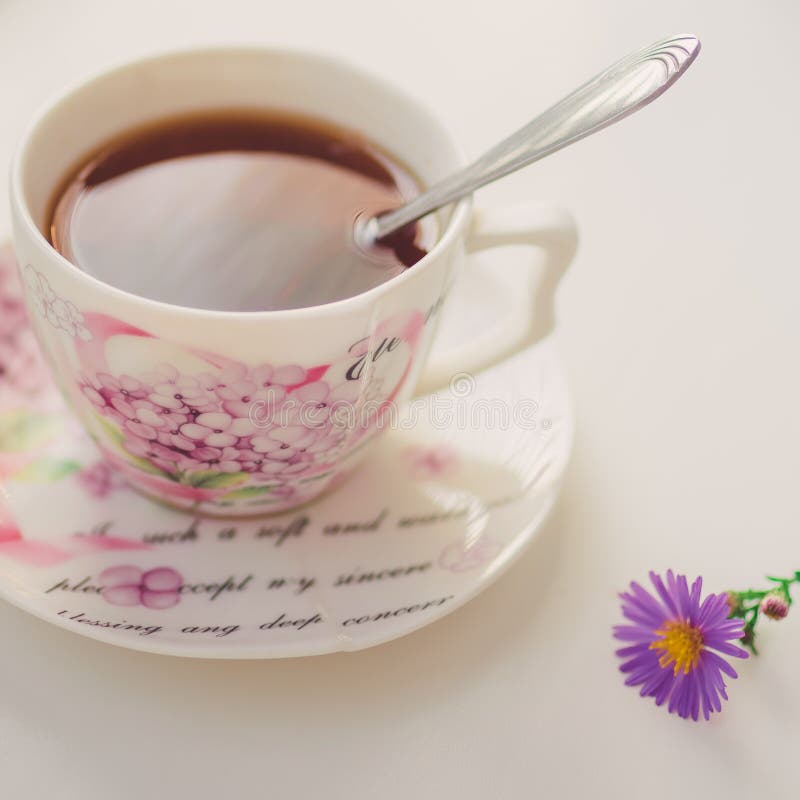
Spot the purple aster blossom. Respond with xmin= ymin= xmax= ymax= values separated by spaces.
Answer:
xmin=614 ymin=570 xmax=748 ymax=721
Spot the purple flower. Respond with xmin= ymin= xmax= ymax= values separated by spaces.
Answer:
xmin=613 ymin=570 xmax=748 ymax=721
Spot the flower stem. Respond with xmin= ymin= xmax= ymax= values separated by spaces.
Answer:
xmin=727 ymin=572 xmax=798 ymax=654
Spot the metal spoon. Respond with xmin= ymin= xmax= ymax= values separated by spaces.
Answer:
xmin=361 ymin=34 xmax=700 ymax=244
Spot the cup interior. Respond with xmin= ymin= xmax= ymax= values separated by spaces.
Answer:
xmin=16 ymin=47 xmax=465 ymax=249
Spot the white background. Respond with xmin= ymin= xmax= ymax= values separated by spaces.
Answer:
xmin=1 ymin=1 xmax=799 ymax=797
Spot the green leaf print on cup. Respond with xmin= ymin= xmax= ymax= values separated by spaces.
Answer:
xmin=11 ymin=457 xmax=81 ymax=482
xmin=0 ymin=409 xmax=63 ymax=453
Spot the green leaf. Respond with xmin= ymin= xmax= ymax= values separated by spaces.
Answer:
xmin=0 ymin=410 xmax=63 ymax=453
xmin=298 ymin=470 xmax=332 ymax=484
xmin=125 ymin=454 xmax=172 ymax=477
xmin=187 ymin=471 xmax=249 ymax=489
xmin=222 ymin=485 xmax=275 ymax=500
xmin=89 ymin=413 xmax=169 ymax=478
xmin=93 ymin=412 xmax=125 ymax=448
xmin=12 ymin=457 xmax=81 ymax=482
xmin=766 ymin=575 xmax=790 ymax=585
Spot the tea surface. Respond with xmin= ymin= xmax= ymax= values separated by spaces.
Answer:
xmin=49 ymin=110 xmax=429 ymax=311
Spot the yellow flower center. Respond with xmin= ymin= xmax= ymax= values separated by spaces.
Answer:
xmin=650 ymin=619 xmax=704 ymax=674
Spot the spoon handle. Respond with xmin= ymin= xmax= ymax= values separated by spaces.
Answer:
xmin=372 ymin=34 xmax=700 ymax=240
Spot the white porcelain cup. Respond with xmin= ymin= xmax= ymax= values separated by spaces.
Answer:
xmin=10 ymin=47 xmax=577 ymax=516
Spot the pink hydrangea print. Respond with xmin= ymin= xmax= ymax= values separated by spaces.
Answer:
xmin=69 ymin=308 xmax=425 ymax=505
xmin=100 ymin=565 xmax=182 ymax=609
xmin=80 ymin=360 xmax=361 ymax=491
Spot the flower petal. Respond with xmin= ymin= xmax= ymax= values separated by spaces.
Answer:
xmin=292 ymin=381 xmax=329 ymax=403
xmin=649 ymin=571 xmax=680 ymax=618
xmin=180 ymin=423 xmax=210 ymax=441
xmin=229 ymin=417 xmax=257 ymax=437
xmin=125 ymin=421 xmax=157 ymax=440
xmin=193 ymin=446 xmax=222 ymax=462
xmin=204 ymin=432 xmax=238 ymax=448
xmin=251 ymin=436 xmax=283 ymax=454
xmin=196 ymin=412 xmax=232 ymax=430
xmin=150 ymin=393 xmax=184 ymax=410
xmin=703 ymin=638 xmax=749 ymax=660
xmin=272 ymin=365 xmax=306 ymax=385
xmin=135 ymin=408 xmax=165 ymax=427
xmin=110 ymin=397 xmax=136 ymax=418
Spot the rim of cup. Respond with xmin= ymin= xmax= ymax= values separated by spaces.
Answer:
xmin=10 ymin=45 xmax=473 ymax=322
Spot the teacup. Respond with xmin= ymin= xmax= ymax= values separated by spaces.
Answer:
xmin=10 ymin=47 xmax=577 ymax=516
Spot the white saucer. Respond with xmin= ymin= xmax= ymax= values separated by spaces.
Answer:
xmin=0 ymin=243 xmax=572 ymax=658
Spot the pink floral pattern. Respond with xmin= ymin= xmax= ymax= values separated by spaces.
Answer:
xmin=100 ymin=564 xmax=182 ymax=609
xmin=24 ymin=265 xmax=91 ymax=340
xmin=75 ymin=312 xmax=423 ymax=507
xmin=0 ymin=506 xmax=151 ymax=567
xmin=0 ymin=251 xmax=51 ymax=402
xmin=76 ymin=460 xmax=128 ymax=499
xmin=403 ymin=445 xmax=461 ymax=480
xmin=18 ymin=249 xmax=425 ymax=509
xmin=82 ymin=360 xmax=359 ymax=491
xmin=438 ymin=536 xmax=501 ymax=573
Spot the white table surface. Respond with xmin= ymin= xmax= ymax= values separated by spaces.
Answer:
xmin=2 ymin=1 xmax=799 ymax=797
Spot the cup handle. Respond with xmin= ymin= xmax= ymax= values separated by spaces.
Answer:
xmin=413 ymin=203 xmax=578 ymax=396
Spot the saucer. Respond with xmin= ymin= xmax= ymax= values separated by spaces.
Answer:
xmin=0 ymin=243 xmax=572 ymax=658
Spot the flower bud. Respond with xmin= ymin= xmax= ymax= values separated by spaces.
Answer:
xmin=760 ymin=592 xmax=790 ymax=621
xmin=726 ymin=591 xmax=744 ymax=615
